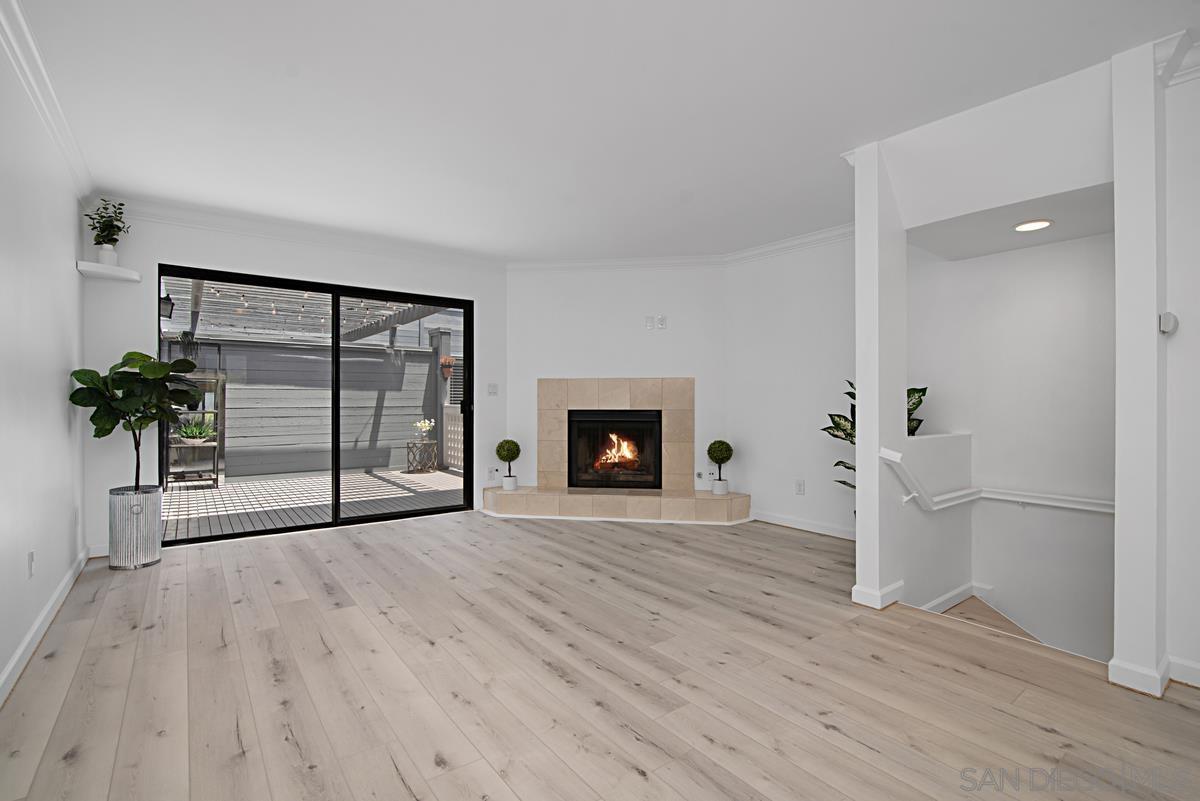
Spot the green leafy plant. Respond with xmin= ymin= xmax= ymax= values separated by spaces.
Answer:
xmin=495 ymin=439 xmax=521 ymax=476
xmin=177 ymin=420 xmax=217 ymax=440
xmin=706 ymin=440 xmax=733 ymax=480
xmin=70 ymin=352 xmax=201 ymax=489
xmin=821 ymin=381 xmax=927 ymax=489
xmin=84 ymin=198 xmax=130 ymax=246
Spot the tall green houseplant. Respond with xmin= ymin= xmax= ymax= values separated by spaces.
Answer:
xmin=820 ymin=380 xmax=927 ymax=489
xmin=70 ymin=351 xmax=202 ymax=489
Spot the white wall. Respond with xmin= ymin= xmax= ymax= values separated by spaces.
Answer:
xmin=79 ymin=200 xmax=507 ymax=554
xmin=0 ymin=59 xmax=86 ymax=700
xmin=723 ymin=239 xmax=856 ymax=538
xmin=505 ymin=264 xmax=727 ymax=490
xmin=1165 ymin=76 xmax=1200 ymax=686
xmin=909 ymin=235 xmax=1116 ymax=661
xmin=883 ymin=62 xmax=1113 ymax=229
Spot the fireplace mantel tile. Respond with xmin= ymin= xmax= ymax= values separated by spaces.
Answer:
xmin=662 ymin=378 xmax=695 ymax=410
xmin=662 ymin=409 xmax=694 ymax=443
xmin=538 ymin=378 xmax=567 ymax=410
xmin=629 ymin=378 xmax=663 ymax=409
xmin=597 ymin=378 xmax=631 ymax=409
xmin=566 ymin=378 xmax=599 ymax=408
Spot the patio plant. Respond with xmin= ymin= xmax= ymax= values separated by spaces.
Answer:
xmin=821 ymin=380 xmax=927 ymax=489
xmin=177 ymin=419 xmax=217 ymax=442
xmin=84 ymin=197 xmax=130 ymax=245
xmin=70 ymin=351 xmax=201 ymax=490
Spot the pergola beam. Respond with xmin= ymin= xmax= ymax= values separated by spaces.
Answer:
xmin=340 ymin=304 xmax=442 ymax=342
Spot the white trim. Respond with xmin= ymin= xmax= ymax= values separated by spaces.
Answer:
xmin=506 ymin=224 xmax=853 ymax=273
xmin=0 ymin=0 xmax=91 ymax=197
xmin=1108 ymin=655 xmax=1170 ymax=697
xmin=88 ymin=542 xmax=108 ymax=558
xmin=0 ymin=548 xmax=89 ymax=704
xmin=1170 ymin=656 xmax=1200 ymax=688
xmin=851 ymin=579 xmax=904 ymax=609
xmin=750 ymin=510 xmax=855 ymax=541
xmin=76 ymin=260 xmax=142 ymax=283
xmin=1156 ymin=29 xmax=1200 ymax=87
xmin=920 ymin=581 xmax=977 ymax=613
xmin=481 ymin=508 xmax=752 ymax=526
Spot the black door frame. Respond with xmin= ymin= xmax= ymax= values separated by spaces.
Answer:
xmin=157 ymin=263 xmax=474 ymax=546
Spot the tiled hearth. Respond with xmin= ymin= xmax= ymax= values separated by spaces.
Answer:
xmin=483 ymin=376 xmax=751 ymax=524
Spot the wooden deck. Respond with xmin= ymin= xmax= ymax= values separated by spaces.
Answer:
xmin=2 ymin=513 xmax=1198 ymax=801
xmin=162 ymin=468 xmax=463 ymax=540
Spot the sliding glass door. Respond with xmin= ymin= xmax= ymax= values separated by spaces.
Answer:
xmin=336 ymin=293 xmax=468 ymax=520
xmin=158 ymin=265 xmax=472 ymax=544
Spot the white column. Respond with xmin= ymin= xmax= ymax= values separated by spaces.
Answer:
xmin=850 ymin=142 xmax=909 ymax=608
xmin=1109 ymin=42 xmax=1169 ymax=696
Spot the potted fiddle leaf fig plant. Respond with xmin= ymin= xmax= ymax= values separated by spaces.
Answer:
xmin=84 ymin=197 xmax=130 ymax=266
xmin=707 ymin=440 xmax=733 ymax=495
xmin=70 ymin=352 xmax=200 ymax=569
xmin=495 ymin=439 xmax=521 ymax=490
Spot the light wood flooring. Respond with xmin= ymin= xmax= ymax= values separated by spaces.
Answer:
xmin=2 ymin=512 xmax=1199 ymax=801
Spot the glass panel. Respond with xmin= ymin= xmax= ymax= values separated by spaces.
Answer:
xmin=159 ymin=276 xmax=334 ymax=540
xmin=338 ymin=295 xmax=465 ymax=518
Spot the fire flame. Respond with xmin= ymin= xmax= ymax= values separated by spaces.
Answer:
xmin=595 ymin=432 xmax=640 ymax=470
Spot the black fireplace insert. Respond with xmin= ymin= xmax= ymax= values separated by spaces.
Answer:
xmin=567 ymin=409 xmax=662 ymax=490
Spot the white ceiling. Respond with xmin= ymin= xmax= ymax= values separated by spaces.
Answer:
xmin=907 ymin=183 xmax=1115 ymax=261
xmin=23 ymin=1 xmax=1200 ymax=261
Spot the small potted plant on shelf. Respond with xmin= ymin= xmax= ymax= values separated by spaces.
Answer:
xmin=84 ymin=198 xmax=130 ymax=266
xmin=413 ymin=418 xmax=436 ymax=440
xmin=177 ymin=419 xmax=217 ymax=446
xmin=496 ymin=439 xmax=521 ymax=490
xmin=69 ymin=351 xmax=200 ymax=569
xmin=707 ymin=440 xmax=733 ymax=495
xmin=440 ymin=354 xmax=457 ymax=379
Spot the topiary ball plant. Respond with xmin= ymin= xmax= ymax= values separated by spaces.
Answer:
xmin=707 ymin=440 xmax=733 ymax=480
xmin=495 ymin=439 xmax=521 ymax=477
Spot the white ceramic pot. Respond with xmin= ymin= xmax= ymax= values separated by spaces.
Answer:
xmin=109 ymin=486 xmax=162 ymax=569
xmin=501 ymin=475 xmax=518 ymax=491
xmin=711 ymin=478 xmax=729 ymax=496
xmin=181 ymin=437 xmax=209 ymax=446
xmin=96 ymin=243 xmax=118 ymax=265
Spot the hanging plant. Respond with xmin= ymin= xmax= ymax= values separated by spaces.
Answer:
xmin=820 ymin=381 xmax=927 ymax=489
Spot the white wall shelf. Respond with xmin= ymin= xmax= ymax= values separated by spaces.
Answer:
xmin=76 ymin=260 xmax=141 ymax=282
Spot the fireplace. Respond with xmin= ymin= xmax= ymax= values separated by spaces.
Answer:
xmin=568 ymin=410 xmax=662 ymax=490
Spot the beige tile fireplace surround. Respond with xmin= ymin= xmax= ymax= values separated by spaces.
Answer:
xmin=483 ymin=377 xmax=751 ymax=523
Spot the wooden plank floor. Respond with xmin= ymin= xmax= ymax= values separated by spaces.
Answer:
xmin=3 ymin=512 xmax=1199 ymax=801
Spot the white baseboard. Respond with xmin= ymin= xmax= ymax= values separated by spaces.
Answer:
xmin=1108 ymin=655 xmax=1171 ymax=697
xmin=852 ymin=579 xmax=904 ymax=609
xmin=750 ymin=510 xmax=855 ymax=540
xmin=88 ymin=542 xmax=108 ymax=558
xmin=0 ymin=548 xmax=89 ymax=704
xmin=921 ymin=581 xmax=978 ymax=613
xmin=1170 ymin=655 xmax=1200 ymax=688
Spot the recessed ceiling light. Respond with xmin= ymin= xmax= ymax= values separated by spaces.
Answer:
xmin=1014 ymin=219 xmax=1052 ymax=232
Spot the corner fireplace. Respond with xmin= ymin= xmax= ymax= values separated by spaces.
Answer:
xmin=568 ymin=409 xmax=662 ymax=490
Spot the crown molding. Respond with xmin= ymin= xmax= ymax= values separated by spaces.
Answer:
xmin=113 ymin=193 xmax=501 ymax=269
xmin=1156 ymin=29 xmax=1200 ymax=87
xmin=0 ymin=0 xmax=91 ymax=197
xmin=507 ymin=223 xmax=852 ymax=273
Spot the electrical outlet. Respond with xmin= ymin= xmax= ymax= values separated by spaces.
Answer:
xmin=695 ymin=471 xmax=703 ymax=479
xmin=706 ymin=469 xmax=717 ymax=479
xmin=27 ymin=550 xmax=35 ymax=579
xmin=645 ymin=315 xmax=655 ymax=330
xmin=795 ymin=479 xmax=806 ymax=496
xmin=488 ymin=467 xmax=501 ymax=481
xmin=655 ymin=314 xmax=667 ymax=329
xmin=487 ymin=383 xmax=499 ymax=396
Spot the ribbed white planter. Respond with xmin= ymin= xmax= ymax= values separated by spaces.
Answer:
xmin=711 ymin=479 xmax=729 ymax=495
xmin=502 ymin=475 xmax=518 ymax=491
xmin=96 ymin=243 xmax=119 ymax=265
xmin=108 ymin=486 xmax=162 ymax=570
